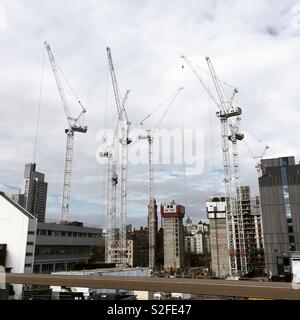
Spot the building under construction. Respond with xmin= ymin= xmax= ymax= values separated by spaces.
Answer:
xmin=207 ymin=196 xmax=229 ymax=278
xmin=207 ymin=188 xmax=265 ymax=278
xmin=161 ymin=201 xmax=185 ymax=272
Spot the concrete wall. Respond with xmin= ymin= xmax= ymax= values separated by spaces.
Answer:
xmin=163 ymin=218 xmax=184 ymax=270
xmin=209 ymin=218 xmax=229 ymax=278
xmin=0 ymin=193 xmax=37 ymax=298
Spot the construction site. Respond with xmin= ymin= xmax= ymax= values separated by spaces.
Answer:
xmin=31 ymin=42 xmax=269 ymax=279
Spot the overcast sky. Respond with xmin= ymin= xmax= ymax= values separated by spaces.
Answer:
xmin=1 ymin=0 xmax=300 ymax=228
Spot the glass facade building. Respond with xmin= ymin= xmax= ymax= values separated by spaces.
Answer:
xmin=259 ymin=156 xmax=300 ymax=278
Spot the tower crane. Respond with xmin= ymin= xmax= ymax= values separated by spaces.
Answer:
xmin=44 ymin=41 xmax=87 ymax=223
xmin=106 ymin=47 xmax=132 ymax=266
xmin=101 ymin=148 xmax=118 ymax=264
xmin=139 ymin=87 xmax=184 ymax=271
xmin=181 ymin=55 xmax=247 ymax=278
xmin=102 ymin=90 xmax=130 ymax=265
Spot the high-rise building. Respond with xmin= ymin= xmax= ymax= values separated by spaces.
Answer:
xmin=259 ymin=156 xmax=300 ymax=278
xmin=161 ymin=201 xmax=185 ymax=271
xmin=13 ymin=163 xmax=48 ymax=222
xmin=129 ymin=227 xmax=149 ymax=267
xmin=238 ymin=187 xmax=265 ymax=274
xmin=206 ymin=196 xmax=229 ymax=278
xmin=207 ymin=188 xmax=266 ymax=278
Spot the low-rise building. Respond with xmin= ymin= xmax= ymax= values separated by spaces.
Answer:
xmin=0 ymin=192 xmax=37 ymax=299
xmin=34 ymin=221 xmax=103 ymax=273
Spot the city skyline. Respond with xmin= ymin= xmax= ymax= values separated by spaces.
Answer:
xmin=1 ymin=0 xmax=300 ymax=228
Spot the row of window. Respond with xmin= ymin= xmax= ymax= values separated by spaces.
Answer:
xmin=37 ymin=229 xmax=101 ymax=239
xmin=33 ymin=262 xmax=80 ymax=273
xmin=35 ymin=246 xmax=90 ymax=256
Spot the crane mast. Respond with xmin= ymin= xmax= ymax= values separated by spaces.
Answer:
xmin=229 ymin=118 xmax=248 ymax=275
xmin=139 ymin=88 xmax=183 ymax=271
xmin=101 ymin=149 xmax=118 ymax=264
xmin=44 ymin=41 xmax=87 ymax=223
xmin=106 ymin=47 xmax=131 ymax=266
xmin=139 ymin=131 xmax=155 ymax=270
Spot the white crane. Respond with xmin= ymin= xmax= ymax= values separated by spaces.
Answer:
xmin=182 ymin=55 xmax=247 ymax=278
xmin=101 ymin=148 xmax=118 ymax=264
xmin=139 ymin=87 xmax=184 ymax=271
xmin=106 ymin=47 xmax=132 ymax=266
xmin=44 ymin=41 xmax=87 ymax=223
xmin=102 ymin=90 xmax=130 ymax=265
xmin=254 ymin=146 xmax=269 ymax=178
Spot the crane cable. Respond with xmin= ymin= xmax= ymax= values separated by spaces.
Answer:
xmin=180 ymin=89 xmax=188 ymax=210
xmin=33 ymin=45 xmax=46 ymax=164
xmin=140 ymin=88 xmax=183 ymax=127
xmin=56 ymin=59 xmax=86 ymax=112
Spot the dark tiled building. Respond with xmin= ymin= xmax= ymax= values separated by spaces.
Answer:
xmin=13 ymin=163 xmax=48 ymax=222
xmin=259 ymin=156 xmax=300 ymax=278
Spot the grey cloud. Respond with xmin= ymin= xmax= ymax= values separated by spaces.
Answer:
xmin=1 ymin=0 xmax=299 ymax=228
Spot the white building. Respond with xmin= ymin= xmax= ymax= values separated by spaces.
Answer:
xmin=0 ymin=192 xmax=37 ymax=299
xmin=184 ymin=221 xmax=210 ymax=255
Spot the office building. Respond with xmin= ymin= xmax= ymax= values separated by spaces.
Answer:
xmin=259 ymin=156 xmax=300 ymax=278
xmin=34 ymin=221 xmax=103 ymax=273
xmin=161 ymin=201 xmax=185 ymax=271
xmin=13 ymin=163 xmax=48 ymax=222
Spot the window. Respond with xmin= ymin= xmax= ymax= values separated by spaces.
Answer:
xmin=26 ymin=253 xmax=33 ymax=257
xmin=42 ymin=264 xmax=53 ymax=273
xmin=25 ymin=264 xmax=32 ymax=268
xmin=288 ymin=226 xmax=294 ymax=233
xmin=40 ymin=230 xmax=47 ymax=236
xmin=289 ymin=235 xmax=295 ymax=244
xmin=27 ymin=242 xmax=34 ymax=246
xmin=28 ymin=231 xmax=35 ymax=235
xmin=33 ymin=265 xmax=40 ymax=273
